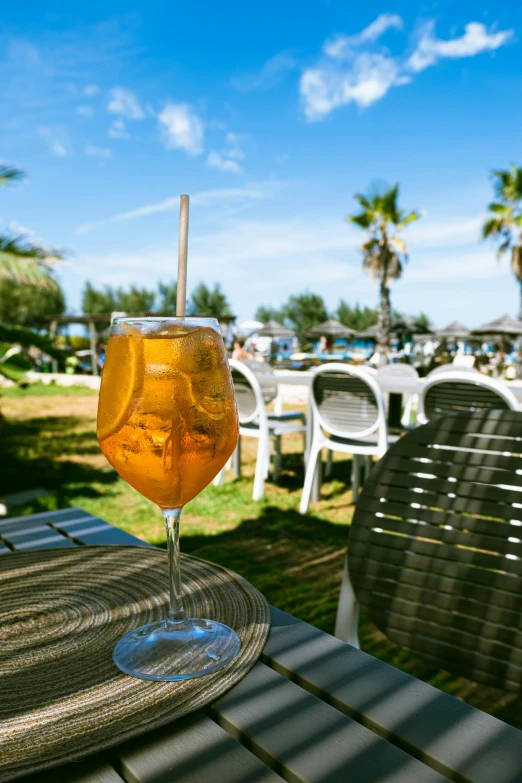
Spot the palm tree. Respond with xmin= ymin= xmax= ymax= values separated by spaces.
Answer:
xmin=347 ymin=183 xmax=419 ymax=347
xmin=0 ymin=164 xmax=62 ymax=287
xmin=0 ymin=164 xmax=65 ymax=382
xmin=482 ymin=165 xmax=522 ymax=318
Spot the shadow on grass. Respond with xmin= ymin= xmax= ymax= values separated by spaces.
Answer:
xmin=0 ymin=415 xmax=119 ymax=502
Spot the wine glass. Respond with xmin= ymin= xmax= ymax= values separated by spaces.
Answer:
xmin=97 ymin=317 xmax=239 ymax=681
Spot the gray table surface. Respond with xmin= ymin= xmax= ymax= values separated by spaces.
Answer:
xmin=2 ymin=507 xmax=522 ymax=783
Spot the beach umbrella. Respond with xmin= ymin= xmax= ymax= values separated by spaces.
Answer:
xmin=239 ymin=320 xmax=264 ymax=333
xmin=392 ymin=316 xmax=433 ymax=335
xmin=471 ymin=314 xmax=522 ymax=338
xmin=357 ymin=323 xmax=380 ymax=340
xmin=306 ymin=318 xmax=357 ymax=339
xmin=436 ymin=321 xmax=470 ymax=340
xmin=256 ymin=320 xmax=295 ymax=338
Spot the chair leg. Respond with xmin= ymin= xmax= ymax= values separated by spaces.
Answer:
xmin=232 ymin=437 xmax=241 ymax=479
xmin=253 ymin=435 xmax=268 ymax=501
xmin=352 ymin=454 xmax=361 ymax=502
xmin=364 ymin=455 xmax=372 ymax=480
xmin=299 ymin=443 xmax=322 ymax=514
xmin=273 ymin=434 xmax=282 ymax=482
xmin=325 ymin=449 xmax=333 ymax=479
xmin=335 ymin=555 xmax=360 ymax=647
xmin=213 ymin=467 xmax=225 ymax=487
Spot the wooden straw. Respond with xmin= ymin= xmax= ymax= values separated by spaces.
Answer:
xmin=176 ymin=194 xmax=190 ymax=316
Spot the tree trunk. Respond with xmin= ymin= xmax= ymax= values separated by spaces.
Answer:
xmin=377 ymin=276 xmax=392 ymax=360
xmin=519 ymin=279 xmax=522 ymax=322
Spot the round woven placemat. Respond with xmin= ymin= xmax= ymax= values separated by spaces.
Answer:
xmin=0 ymin=546 xmax=270 ymax=782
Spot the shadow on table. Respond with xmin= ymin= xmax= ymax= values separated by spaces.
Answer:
xmin=170 ymin=500 xmax=522 ymax=734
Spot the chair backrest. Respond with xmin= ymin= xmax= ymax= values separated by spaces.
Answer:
xmin=311 ymin=363 xmax=387 ymax=447
xmin=376 ymin=363 xmax=419 ymax=380
xmin=348 ymin=409 xmax=522 ymax=691
xmin=427 ymin=364 xmax=478 ymax=377
xmin=240 ymin=360 xmax=278 ymax=405
xmin=228 ymin=359 xmax=267 ymax=426
xmin=418 ymin=370 xmax=519 ymax=424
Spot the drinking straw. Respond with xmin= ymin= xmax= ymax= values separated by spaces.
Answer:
xmin=176 ymin=194 xmax=189 ymax=317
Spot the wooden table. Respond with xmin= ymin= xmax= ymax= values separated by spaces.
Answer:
xmin=3 ymin=507 xmax=522 ymax=783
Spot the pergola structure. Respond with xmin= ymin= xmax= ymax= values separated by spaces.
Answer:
xmin=46 ymin=313 xmax=237 ymax=375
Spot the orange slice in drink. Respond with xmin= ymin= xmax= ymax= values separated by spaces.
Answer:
xmin=97 ymin=335 xmax=144 ymax=442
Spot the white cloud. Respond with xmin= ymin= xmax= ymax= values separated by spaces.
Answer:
xmin=207 ymin=151 xmax=243 ymax=174
xmin=76 ymin=187 xmax=265 ymax=233
xmin=158 ymin=103 xmax=204 ymax=155
xmin=225 ymin=148 xmax=245 ymax=161
xmin=230 ymin=51 xmax=297 ymax=91
xmin=108 ymin=118 xmax=130 ymax=139
xmin=76 ymin=106 xmax=94 ymax=118
xmin=84 ymin=84 xmax=100 ymax=96
xmin=301 ymin=53 xmax=408 ymax=120
xmin=407 ymin=22 xmax=514 ymax=73
xmin=107 ymin=87 xmax=144 ymax=120
xmin=51 ymin=141 xmax=68 ymax=157
xmin=301 ymin=16 xmax=513 ymax=121
xmin=85 ymin=144 xmax=112 ymax=159
xmin=324 ymin=14 xmax=403 ymax=59
xmin=38 ymin=127 xmax=69 ymax=157
xmin=226 ymin=132 xmax=240 ymax=144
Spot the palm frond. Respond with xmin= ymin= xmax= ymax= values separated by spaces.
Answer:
xmin=482 ymin=216 xmax=506 ymax=239
xmin=492 ymin=166 xmax=522 ymax=203
xmin=0 ymin=165 xmax=24 ymax=186
xmin=497 ymin=238 xmax=512 ymax=260
xmin=381 ymin=184 xmax=400 ymax=222
xmin=0 ymin=323 xmax=64 ymax=359
xmin=353 ymin=193 xmax=371 ymax=210
xmin=348 ymin=212 xmax=372 ymax=229
xmin=397 ymin=211 xmax=419 ymax=229
xmin=0 ymin=251 xmax=60 ymax=288
xmin=487 ymin=201 xmax=512 ymax=215
xmin=390 ymin=236 xmax=408 ymax=255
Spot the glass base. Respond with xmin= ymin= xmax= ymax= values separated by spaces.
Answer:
xmin=113 ymin=617 xmax=241 ymax=681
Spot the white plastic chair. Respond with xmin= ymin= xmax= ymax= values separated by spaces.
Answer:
xmin=299 ymin=364 xmax=388 ymax=514
xmin=375 ymin=363 xmax=419 ymax=428
xmin=240 ymin=360 xmax=305 ymax=423
xmin=215 ymin=360 xmax=307 ymax=500
xmin=417 ymin=370 xmax=519 ymax=425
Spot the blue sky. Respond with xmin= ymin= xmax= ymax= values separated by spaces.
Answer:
xmin=1 ymin=1 xmax=521 ymax=327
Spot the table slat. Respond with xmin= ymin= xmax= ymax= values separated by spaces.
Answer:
xmin=211 ymin=661 xmax=449 ymax=783
xmin=115 ymin=712 xmax=284 ymax=783
xmin=264 ymin=607 xmax=522 ymax=783
xmin=52 ymin=515 xmax=149 ymax=547
xmin=21 ymin=757 xmax=125 ymax=782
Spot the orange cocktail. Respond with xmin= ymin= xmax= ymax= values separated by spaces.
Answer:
xmin=98 ymin=318 xmax=238 ymax=508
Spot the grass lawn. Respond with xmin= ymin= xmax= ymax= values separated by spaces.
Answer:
xmin=1 ymin=389 xmax=520 ymax=728
xmin=0 ymin=381 xmax=98 ymax=397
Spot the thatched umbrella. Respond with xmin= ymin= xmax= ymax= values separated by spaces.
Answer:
xmin=436 ymin=321 xmax=470 ymax=340
xmin=471 ymin=314 xmax=522 ymax=339
xmin=306 ymin=318 xmax=357 ymax=339
xmin=256 ymin=320 xmax=295 ymax=338
xmin=356 ymin=323 xmax=380 ymax=340
xmin=391 ymin=315 xmax=433 ymax=336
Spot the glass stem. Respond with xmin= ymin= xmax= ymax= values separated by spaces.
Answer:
xmin=162 ymin=508 xmax=186 ymax=625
